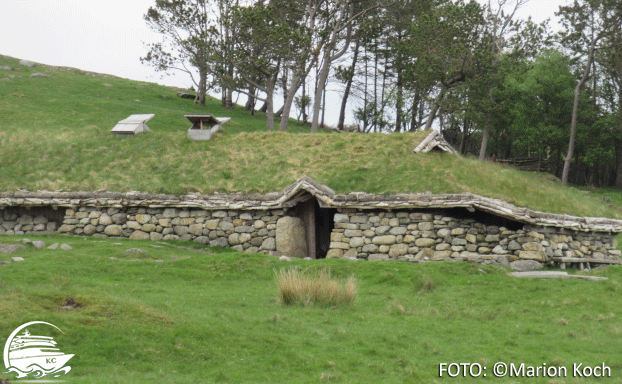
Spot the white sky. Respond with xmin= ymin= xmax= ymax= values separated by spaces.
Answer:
xmin=0 ymin=0 xmax=572 ymax=126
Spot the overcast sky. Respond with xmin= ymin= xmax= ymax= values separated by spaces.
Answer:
xmin=1 ymin=0 xmax=572 ymax=126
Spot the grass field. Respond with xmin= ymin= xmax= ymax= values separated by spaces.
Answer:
xmin=1 ymin=234 xmax=622 ymax=383
xmin=1 ymin=55 xmax=621 ymax=218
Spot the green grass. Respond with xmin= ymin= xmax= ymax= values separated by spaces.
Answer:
xmin=1 ymin=55 xmax=622 ymax=218
xmin=1 ymin=234 xmax=622 ymax=383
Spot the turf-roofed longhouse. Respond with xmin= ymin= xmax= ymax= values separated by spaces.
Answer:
xmin=1 ymin=176 xmax=621 ymax=271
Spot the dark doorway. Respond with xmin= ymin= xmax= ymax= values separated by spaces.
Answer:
xmin=294 ymin=198 xmax=336 ymax=259
xmin=314 ymin=201 xmax=336 ymax=259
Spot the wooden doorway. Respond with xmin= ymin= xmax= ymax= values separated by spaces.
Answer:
xmin=296 ymin=199 xmax=336 ymax=259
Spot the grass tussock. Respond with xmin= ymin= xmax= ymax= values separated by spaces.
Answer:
xmin=413 ymin=273 xmax=437 ymax=294
xmin=275 ymin=268 xmax=357 ymax=307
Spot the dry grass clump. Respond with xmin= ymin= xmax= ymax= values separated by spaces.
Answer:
xmin=275 ymin=268 xmax=357 ymax=307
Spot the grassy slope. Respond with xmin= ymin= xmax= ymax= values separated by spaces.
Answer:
xmin=0 ymin=54 xmax=621 ymax=219
xmin=1 ymin=234 xmax=622 ymax=383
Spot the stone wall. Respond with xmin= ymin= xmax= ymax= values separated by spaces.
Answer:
xmin=1 ymin=205 xmax=620 ymax=267
xmin=1 ymin=206 xmax=284 ymax=255
xmin=327 ymin=210 xmax=621 ymax=266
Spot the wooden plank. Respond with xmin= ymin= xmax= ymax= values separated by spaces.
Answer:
xmin=551 ymin=257 xmax=620 ymax=264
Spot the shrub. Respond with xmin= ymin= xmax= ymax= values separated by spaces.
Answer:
xmin=275 ymin=268 xmax=357 ymax=307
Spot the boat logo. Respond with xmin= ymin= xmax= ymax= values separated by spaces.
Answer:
xmin=3 ymin=321 xmax=73 ymax=379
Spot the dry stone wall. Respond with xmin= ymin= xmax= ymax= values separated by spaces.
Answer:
xmin=1 ymin=204 xmax=620 ymax=267
xmin=0 ymin=206 xmax=285 ymax=255
xmin=327 ymin=210 xmax=620 ymax=266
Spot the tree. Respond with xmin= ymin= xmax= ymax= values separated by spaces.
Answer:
xmin=400 ymin=0 xmax=488 ymax=131
xmin=501 ymin=51 xmax=574 ymax=162
xmin=558 ymin=0 xmax=622 ymax=186
xmin=477 ymin=0 xmax=529 ymax=161
xmin=142 ymin=0 xmax=222 ymax=106
xmin=228 ymin=0 xmax=310 ymax=131
xmin=308 ymin=0 xmax=391 ymax=132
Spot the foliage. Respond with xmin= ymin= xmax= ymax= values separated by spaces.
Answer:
xmin=142 ymin=0 xmax=221 ymax=106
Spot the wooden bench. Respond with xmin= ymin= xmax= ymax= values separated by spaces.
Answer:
xmin=551 ymin=257 xmax=621 ymax=271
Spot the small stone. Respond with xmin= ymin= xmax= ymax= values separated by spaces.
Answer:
xmin=126 ymin=221 xmax=142 ymax=230
xmin=333 ymin=213 xmax=349 ymax=223
xmin=485 ymin=234 xmax=500 ymax=243
xmin=99 ymin=213 xmax=113 ymax=226
xmin=437 ymin=228 xmax=451 ymax=237
xmin=11 ymin=256 xmax=24 ymax=262
xmin=32 ymin=241 xmax=45 ymax=248
xmin=349 ymin=237 xmax=365 ymax=248
xmin=415 ymin=238 xmax=435 ymax=248
xmin=375 ymin=226 xmax=391 ymax=235
xmin=19 ymin=59 xmax=36 ymax=67
xmin=326 ymin=249 xmax=344 ymax=258
xmin=433 ymin=250 xmax=452 ymax=260
xmin=48 ymin=243 xmax=59 ymax=250
xmin=150 ymin=232 xmax=164 ymax=241
xmin=135 ymin=214 xmax=151 ymax=224
xmin=111 ymin=213 xmax=127 ymax=225
xmin=508 ymin=240 xmax=521 ymax=251
xmin=330 ymin=242 xmax=350 ymax=250
xmin=261 ymin=237 xmax=276 ymax=251
xmin=60 ymin=244 xmax=72 ymax=250
xmin=104 ymin=225 xmax=123 ymax=236
xmin=22 ymin=238 xmax=32 ymax=245
xmin=129 ymin=230 xmax=150 ymax=240
xmin=123 ymin=248 xmax=146 ymax=254
xmin=465 ymin=234 xmax=477 ymax=244
xmin=83 ymin=224 xmax=97 ymax=235
xmin=344 ymin=229 xmax=363 ymax=237
xmin=518 ymin=250 xmax=546 ymax=262
xmin=450 ymin=228 xmax=465 ymax=236
xmin=389 ymin=243 xmax=408 ymax=258
xmin=279 ymin=255 xmax=291 ymax=261
xmin=418 ymin=222 xmax=434 ymax=231
xmin=194 ymin=236 xmax=209 ymax=244
xmin=510 ymin=259 xmax=543 ymax=271
xmin=389 ymin=227 xmax=407 ymax=235
xmin=33 ymin=216 xmax=48 ymax=225
xmin=373 ymin=235 xmax=397 ymax=245
xmin=492 ymin=245 xmax=507 ymax=254
xmin=436 ymin=243 xmax=451 ymax=251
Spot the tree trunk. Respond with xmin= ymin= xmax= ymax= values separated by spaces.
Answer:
xmin=338 ymin=40 xmax=360 ymax=131
xmin=311 ymin=55 xmax=332 ymax=133
xmin=245 ymin=86 xmax=255 ymax=111
xmin=424 ymin=90 xmax=445 ymax=130
xmin=562 ymin=38 xmax=597 ymax=186
xmin=395 ymin=71 xmax=403 ymax=133
xmin=225 ymin=64 xmax=234 ymax=109
xmin=265 ymin=78 xmax=276 ymax=131
xmin=278 ymin=72 xmax=306 ymax=131
xmin=478 ymin=85 xmax=495 ymax=161
xmin=311 ymin=21 xmax=353 ymax=132
xmin=196 ymin=68 xmax=207 ymax=106
xmin=615 ymin=137 xmax=622 ymax=188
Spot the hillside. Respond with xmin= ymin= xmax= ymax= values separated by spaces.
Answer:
xmin=0 ymin=55 xmax=620 ymax=219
